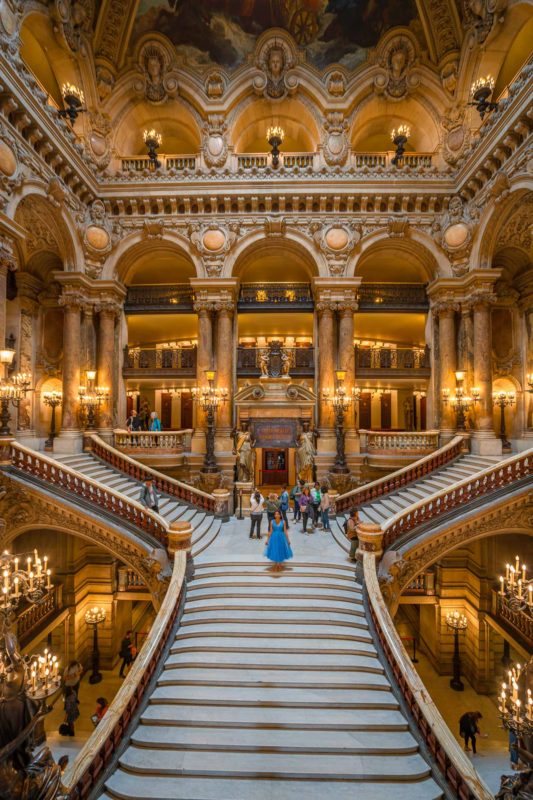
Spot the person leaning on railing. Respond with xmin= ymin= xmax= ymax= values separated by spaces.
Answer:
xmin=344 ymin=508 xmax=360 ymax=562
xmin=126 ymin=409 xmax=141 ymax=432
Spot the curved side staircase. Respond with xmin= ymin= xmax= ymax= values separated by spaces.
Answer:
xmin=53 ymin=453 xmax=221 ymax=557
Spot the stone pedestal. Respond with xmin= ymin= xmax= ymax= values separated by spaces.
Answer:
xmin=355 ymin=522 xmax=384 ymax=582
xmin=234 ymin=481 xmax=253 ymax=517
xmin=328 ymin=489 xmax=339 ymax=518
xmin=167 ymin=520 xmax=194 ymax=581
xmin=212 ymin=488 xmax=231 ymax=520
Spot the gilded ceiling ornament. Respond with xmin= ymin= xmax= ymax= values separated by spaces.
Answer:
xmin=373 ymin=33 xmax=419 ymax=100
xmin=253 ymin=36 xmax=298 ymax=100
xmin=326 ymin=71 xmax=346 ymax=97
xmin=134 ymin=39 xmax=178 ymax=104
xmin=79 ymin=199 xmax=120 ymax=278
xmin=462 ymin=0 xmax=508 ymax=44
xmin=52 ymin=0 xmax=94 ymax=53
xmin=205 ymin=72 xmax=225 ymax=99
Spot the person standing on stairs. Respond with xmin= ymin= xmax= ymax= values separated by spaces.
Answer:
xmin=319 ymin=485 xmax=332 ymax=532
xmin=345 ymin=508 xmax=360 ymax=562
xmin=264 ymin=509 xmax=293 ymax=572
xmin=310 ymin=482 xmax=321 ymax=529
xmin=299 ymin=486 xmax=312 ymax=533
xmin=140 ymin=478 xmax=159 ymax=514
xmin=249 ymin=490 xmax=264 ymax=539
xmin=278 ymin=485 xmax=290 ymax=529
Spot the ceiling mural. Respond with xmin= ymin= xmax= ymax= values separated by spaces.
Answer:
xmin=132 ymin=0 xmax=420 ymax=71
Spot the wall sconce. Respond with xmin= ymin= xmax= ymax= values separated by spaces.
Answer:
xmin=143 ymin=129 xmax=162 ymax=170
xmin=58 ymin=84 xmax=86 ymax=125
xmin=391 ymin=125 xmax=411 ymax=166
xmin=266 ymin=126 xmax=284 ymax=168
xmin=469 ymin=76 xmax=498 ymax=120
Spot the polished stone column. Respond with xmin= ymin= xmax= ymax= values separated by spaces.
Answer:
xmin=59 ymin=295 xmax=82 ymax=434
xmin=526 ymin=307 xmax=533 ymax=429
xmin=437 ymin=304 xmax=457 ymax=436
xmin=460 ymin=305 xmax=475 ymax=389
xmin=194 ymin=300 xmax=214 ymax=433
xmin=0 ymin=240 xmax=16 ymax=349
xmin=215 ymin=302 xmax=234 ymax=433
xmin=338 ymin=305 xmax=356 ymax=429
xmin=472 ymin=297 xmax=500 ymax=453
xmin=317 ymin=304 xmax=336 ymax=429
xmin=97 ymin=304 xmax=118 ymax=434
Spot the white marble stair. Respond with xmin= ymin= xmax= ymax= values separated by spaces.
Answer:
xmin=102 ymin=559 xmax=444 ymax=800
xmin=334 ymin=452 xmax=503 ymax=548
xmin=53 ymin=453 xmax=221 ymax=556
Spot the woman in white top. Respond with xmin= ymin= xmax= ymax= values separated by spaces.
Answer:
xmin=319 ymin=486 xmax=332 ymax=532
xmin=249 ymin=490 xmax=265 ymax=539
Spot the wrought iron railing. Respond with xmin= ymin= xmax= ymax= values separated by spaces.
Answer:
xmin=237 ymin=346 xmax=314 ymax=375
xmin=125 ymin=285 xmax=194 ymax=313
xmin=492 ymin=590 xmax=533 ymax=650
xmin=358 ymin=284 xmax=428 ymax=310
xmin=355 ymin=345 xmax=430 ymax=371
xmin=238 ymin=283 xmax=313 ymax=309
xmin=123 ymin=346 xmax=197 ymax=375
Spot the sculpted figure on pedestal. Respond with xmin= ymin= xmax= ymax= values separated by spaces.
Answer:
xmin=234 ymin=422 xmax=255 ymax=483
xmin=296 ymin=422 xmax=316 ymax=484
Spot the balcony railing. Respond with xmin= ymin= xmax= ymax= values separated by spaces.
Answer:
xmin=402 ymin=571 xmax=436 ymax=596
xmin=123 ymin=346 xmax=197 ymax=376
xmin=358 ymin=284 xmax=428 ymax=311
xmin=237 ymin=346 xmax=314 ymax=377
xmin=17 ymin=584 xmax=63 ymax=644
xmin=359 ymin=430 xmax=439 ymax=454
xmin=114 ymin=430 xmax=192 ymax=452
xmin=492 ymin=590 xmax=533 ymax=650
xmin=238 ymin=283 xmax=314 ymax=310
xmin=120 ymin=154 xmax=197 ymax=172
xmin=355 ymin=345 xmax=430 ymax=373
xmin=125 ymin=285 xmax=193 ymax=313
xmin=354 ymin=152 xmax=433 ymax=169
xmin=117 ymin=566 xmax=147 ymax=593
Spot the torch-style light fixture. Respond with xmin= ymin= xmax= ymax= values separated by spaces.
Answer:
xmin=492 ymin=390 xmax=515 ymax=449
xmin=391 ymin=125 xmax=411 ymax=166
xmin=0 ymin=347 xmax=32 ymax=437
xmin=143 ymin=129 xmax=162 ymax=170
xmin=442 ymin=371 xmax=480 ymax=431
xmin=192 ymin=369 xmax=228 ymax=473
xmin=469 ymin=76 xmax=498 ymax=120
xmin=78 ymin=370 xmax=109 ymax=430
xmin=446 ymin=610 xmax=468 ymax=691
xmin=42 ymin=390 xmax=62 ymax=449
xmin=499 ymin=663 xmax=533 ymax=738
xmin=85 ymin=606 xmax=106 ymax=684
xmin=267 ymin=126 xmax=284 ymax=168
xmin=58 ymin=83 xmax=86 ymax=125
xmin=322 ymin=370 xmax=359 ymax=474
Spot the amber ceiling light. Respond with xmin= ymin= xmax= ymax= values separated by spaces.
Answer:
xmin=267 ymin=126 xmax=284 ymax=168
xmin=391 ymin=125 xmax=410 ymax=166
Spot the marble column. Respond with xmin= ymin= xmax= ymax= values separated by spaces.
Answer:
xmin=193 ymin=301 xmax=214 ymax=436
xmin=437 ymin=304 xmax=457 ymax=436
xmin=0 ymin=239 xmax=16 ymax=349
xmin=215 ymin=302 xmax=234 ymax=433
xmin=472 ymin=297 xmax=500 ymax=453
xmin=317 ymin=304 xmax=336 ymax=430
xmin=57 ymin=294 xmax=82 ymax=450
xmin=97 ymin=304 xmax=117 ymax=434
xmin=460 ymin=305 xmax=475 ymax=389
xmin=338 ymin=305 xmax=356 ymax=429
xmin=16 ymin=297 xmax=39 ymax=435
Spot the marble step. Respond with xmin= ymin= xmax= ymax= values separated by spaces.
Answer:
xmin=140 ymin=702 xmax=408 ymax=730
xmin=189 ymin=575 xmax=360 ymax=591
xmin=181 ymin=610 xmax=368 ymax=626
xmin=157 ymin=667 xmax=390 ymax=689
xmin=117 ymin=745 xmax=432 ymax=781
xmin=186 ymin=585 xmax=360 ymax=601
xmin=164 ymin=651 xmax=382 ymax=671
xmin=105 ymin=773 xmax=443 ymax=800
xmin=184 ymin=597 xmax=364 ymax=613
xmin=131 ymin=724 xmax=419 ymax=754
xmin=170 ymin=636 xmax=378 ymax=655
xmin=193 ymin=561 xmax=355 ymax=576
xmin=174 ymin=623 xmax=373 ymax=641
xmin=149 ymin=685 xmax=397 ymax=708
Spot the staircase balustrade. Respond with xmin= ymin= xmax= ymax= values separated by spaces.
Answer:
xmin=89 ymin=435 xmax=226 ymax=515
xmin=335 ymin=435 xmax=465 ymax=513
xmin=9 ymin=443 xmax=170 ymax=547
xmin=382 ymin=450 xmax=533 ymax=549
xmin=364 ymin=551 xmax=493 ymax=800
xmin=117 ymin=566 xmax=147 ymax=592
xmin=113 ymin=429 xmax=192 ymax=451
xmin=17 ymin=584 xmax=63 ymax=641
xmin=492 ymin=589 xmax=533 ymax=650
xmin=360 ymin=430 xmax=439 ymax=453
xmin=63 ymin=552 xmax=186 ymax=800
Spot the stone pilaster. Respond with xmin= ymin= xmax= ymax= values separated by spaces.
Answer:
xmin=0 ymin=238 xmax=17 ymax=348
xmin=338 ymin=302 xmax=358 ymax=430
xmin=56 ymin=292 xmax=83 ymax=452
xmin=435 ymin=302 xmax=458 ymax=438
xmin=215 ymin=300 xmax=234 ymax=435
xmin=15 ymin=273 xmax=42 ymax=440
xmin=317 ymin=304 xmax=336 ymax=431
xmin=472 ymin=294 xmax=501 ymax=454
xmin=97 ymin=303 xmax=119 ymax=436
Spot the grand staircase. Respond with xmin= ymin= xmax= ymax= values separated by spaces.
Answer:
xmin=101 ymin=556 xmax=444 ymax=800
xmin=53 ymin=453 xmax=221 ymax=557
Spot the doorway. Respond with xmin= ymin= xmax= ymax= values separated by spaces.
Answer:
xmin=262 ymin=449 xmax=288 ymax=485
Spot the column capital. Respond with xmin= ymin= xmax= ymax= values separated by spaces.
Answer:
xmin=95 ymin=300 xmax=121 ymax=318
xmin=431 ymin=299 xmax=460 ymax=317
xmin=465 ymin=290 xmax=497 ymax=311
xmin=193 ymin=299 xmax=216 ymax=315
xmin=214 ymin=299 xmax=234 ymax=314
xmin=0 ymin=238 xmax=17 ymax=274
xmin=58 ymin=292 xmax=85 ymax=311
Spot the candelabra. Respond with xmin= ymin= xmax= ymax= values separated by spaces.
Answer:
xmin=0 ymin=347 xmax=32 ymax=437
xmin=192 ymin=370 xmax=228 ymax=473
xmin=42 ymin=390 xmax=62 ymax=448
xmin=499 ymin=662 xmax=533 ymax=738
xmin=442 ymin=371 xmax=480 ymax=431
xmin=446 ymin=610 xmax=468 ymax=691
xmin=58 ymin=83 xmax=86 ymax=125
xmin=143 ymin=129 xmax=162 ymax=170
xmin=469 ymin=76 xmax=498 ymax=120
xmin=499 ymin=556 xmax=533 ymax=615
xmin=78 ymin=370 xmax=109 ymax=430
xmin=85 ymin=606 xmax=106 ymax=685
xmin=267 ymin=126 xmax=284 ymax=168
xmin=322 ymin=371 xmax=359 ymax=474
xmin=493 ymin=390 xmax=515 ymax=448
xmin=391 ymin=125 xmax=410 ymax=166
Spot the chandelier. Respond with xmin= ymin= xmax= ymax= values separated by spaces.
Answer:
xmin=499 ymin=663 xmax=533 ymax=737
xmin=143 ymin=129 xmax=162 ymax=170
xmin=469 ymin=75 xmax=498 ymax=120
xmin=391 ymin=125 xmax=411 ymax=166
xmin=266 ymin=126 xmax=284 ymax=168
xmin=499 ymin=556 xmax=532 ymax=615
xmin=78 ymin=370 xmax=109 ymax=429
xmin=192 ymin=370 xmax=227 ymax=474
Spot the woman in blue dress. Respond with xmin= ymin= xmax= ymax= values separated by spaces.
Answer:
xmin=264 ymin=510 xmax=293 ymax=572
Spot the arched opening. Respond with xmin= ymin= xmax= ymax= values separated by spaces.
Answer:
xmin=351 ymin=96 xmax=440 ymax=154
xmin=19 ymin=13 xmax=78 ymax=106
xmin=114 ymin=99 xmax=201 ymax=156
xmin=232 ymin=98 xmax=319 ymax=153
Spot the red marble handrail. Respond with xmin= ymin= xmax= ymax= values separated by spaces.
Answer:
xmin=9 ymin=443 xmax=169 ymax=548
xmin=89 ymin=434 xmax=217 ymax=513
xmin=382 ymin=449 xmax=533 ymax=549
xmin=335 ymin=435 xmax=465 ymax=513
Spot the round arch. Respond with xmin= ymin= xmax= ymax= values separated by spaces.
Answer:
xmin=104 ymin=233 xmax=201 ymax=284
xmin=111 ymin=97 xmax=201 ymax=156
xmin=19 ymin=11 xmax=79 ymax=106
xmin=473 ymin=188 xmax=533 ymax=272
xmin=350 ymin=94 xmax=441 ymax=154
xmin=230 ymin=96 xmax=320 ymax=153
xmin=351 ymin=232 xmax=447 ymax=282
xmin=228 ymin=231 xmax=324 ymax=280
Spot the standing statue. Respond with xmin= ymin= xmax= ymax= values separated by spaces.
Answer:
xmin=234 ymin=421 xmax=255 ymax=483
xmin=296 ymin=422 xmax=316 ymax=484
xmin=259 ymin=348 xmax=269 ymax=377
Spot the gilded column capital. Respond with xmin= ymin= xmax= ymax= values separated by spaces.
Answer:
xmin=214 ymin=300 xmax=234 ymax=315
xmin=193 ymin=299 xmax=216 ymax=315
xmin=58 ymin=292 xmax=85 ymax=311
xmin=431 ymin=299 xmax=460 ymax=317
xmin=316 ymin=301 xmax=337 ymax=314
xmin=465 ymin=290 xmax=497 ymax=311
xmin=95 ymin=300 xmax=122 ymax=318
xmin=337 ymin=301 xmax=359 ymax=316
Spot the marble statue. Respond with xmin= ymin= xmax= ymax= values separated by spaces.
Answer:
xmin=234 ymin=422 xmax=255 ymax=483
xmin=296 ymin=423 xmax=316 ymax=484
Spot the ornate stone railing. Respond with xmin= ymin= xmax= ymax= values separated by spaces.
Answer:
xmin=358 ymin=284 xmax=428 ymax=310
xmin=355 ymin=345 xmax=430 ymax=371
xmin=63 ymin=552 xmax=186 ymax=800
xmin=336 ymin=436 xmax=465 ymax=513
xmin=354 ymin=152 xmax=433 ymax=169
xmin=125 ymin=284 xmax=193 ymax=312
xmin=123 ymin=345 xmax=196 ymax=375
xmin=113 ymin=430 xmax=193 ymax=452
xmin=492 ymin=590 xmax=533 ymax=650
xmin=363 ymin=542 xmax=492 ymax=800
xmin=402 ymin=571 xmax=436 ymax=596
xmin=117 ymin=566 xmax=147 ymax=592
xmin=237 ymin=345 xmax=314 ymax=376
xmin=9 ymin=442 xmax=169 ymax=547
xmin=120 ymin=154 xmax=197 ymax=172
xmin=89 ymin=435 xmax=230 ymax=517
xmin=360 ymin=430 xmax=439 ymax=454
xmin=17 ymin=584 xmax=63 ymax=642
xmin=382 ymin=450 xmax=533 ymax=550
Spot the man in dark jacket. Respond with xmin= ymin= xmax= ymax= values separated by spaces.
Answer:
xmin=459 ymin=711 xmax=483 ymax=754
xmin=139 ymin=479 xmax=159 ymax=513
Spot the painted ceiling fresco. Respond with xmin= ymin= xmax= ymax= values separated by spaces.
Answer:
xmin=132 ymin=0 xmax=420 ymax=71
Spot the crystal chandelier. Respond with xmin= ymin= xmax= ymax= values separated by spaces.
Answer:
xmin=499 ymin=556 xmax=532 ymax=615
xmin=499 ymin=663 xmax=533 ymax=737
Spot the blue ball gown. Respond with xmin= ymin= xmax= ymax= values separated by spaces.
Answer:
xmin=264 ymin=520 xmax=293 ymax=563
